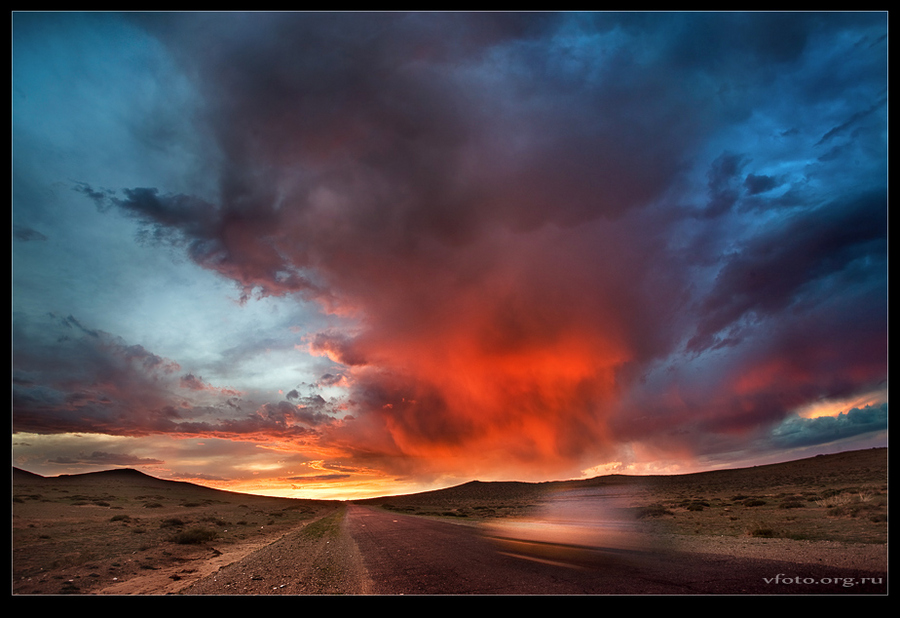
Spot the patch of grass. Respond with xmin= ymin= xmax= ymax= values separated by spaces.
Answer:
xmin=300 ymin=510 xmax=344 ymax=540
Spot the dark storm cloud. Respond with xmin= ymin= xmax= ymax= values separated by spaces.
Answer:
xmin=256 ymin=397 xmax=336 ymax=427
xmin=12 ymin=314 xmax=325 ymax=440
xmin=77 ymin=184 xmax=322 ymax=301
xmin=309 ymin=332 xmax=369 ymax=367
xmin=816 ymin=96 xmax=888 ymax=147
xmin=119 ymin=13 xmax=719 ymax=259
xmin=106 ymin=11 xmax=886 ymax=475
xmin=744 ymin=174 xmax=780 ymax=196
xmin=688 ymin=189 xmax=887 ymax=354
xmin=14 ymin=12 xmax=886 ymax=480
xmin=704 ymin=152 xmax=747 ymax=218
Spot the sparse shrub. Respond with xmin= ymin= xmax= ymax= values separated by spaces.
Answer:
xmin=110 ymin=514 xmax=131 ymax=522
xmin=172 ymin=527 xmax=218 ymax=544
xmin=743 ymin=499 xmax=767 ymax=507
xmin=686 ymin=503 xmax=705 ymax=511
xmin=749 ymin=526 xmax=776 ymax=538
xmin=779 ymin=500 xmax=804 ymax=509
xmin=815 ymin=493 xmax=853 ymax=507
xmin=634 ymin=504 xmax=673 ymax=518
xmin=143 ymin=502 xmax=164 ymax=509
xmin=160 ymin=518 xmax=186 ymax=528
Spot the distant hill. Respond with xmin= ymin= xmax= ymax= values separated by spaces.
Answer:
xmin=12 ymin=467 xmax=46 ymax=482
xmin=13 ymin=447 xmax=886 ymax=505
xmin=12 ymin=466 xmax=241 ymax=498
xmin=355 ymin=447 xmax=887 ymax=505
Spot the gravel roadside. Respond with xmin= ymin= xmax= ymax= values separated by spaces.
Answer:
xmin=179 ymin=507 xmax=372 ymax=595
xmin=664 ymin=534 xmax=887 ymax=572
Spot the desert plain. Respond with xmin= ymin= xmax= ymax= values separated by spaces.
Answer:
xmin=11 ymin=447 xmax=887 ymax=595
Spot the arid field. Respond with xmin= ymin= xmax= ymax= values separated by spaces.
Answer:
xmin=12 ymin=448 xmax=887 ymax=595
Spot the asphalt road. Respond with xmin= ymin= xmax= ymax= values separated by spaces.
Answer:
xmin=345 ymin=505 xmax=886 ymax=595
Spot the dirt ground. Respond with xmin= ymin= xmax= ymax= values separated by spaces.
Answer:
xmin=11 ymin=468 xmax=342 ymax=595
xmin=12 ymin=448 xmax=887 ymax=595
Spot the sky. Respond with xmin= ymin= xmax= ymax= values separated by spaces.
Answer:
xmin=12 ymin=12 xmax=888 ymax=500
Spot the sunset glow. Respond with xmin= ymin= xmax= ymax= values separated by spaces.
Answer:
xmin=13 ymin=12 xmax=887 ymax=500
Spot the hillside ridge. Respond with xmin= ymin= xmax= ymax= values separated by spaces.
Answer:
xmin=14 ymin=447 xmax=886 ymax=503
xmin=358 ymin=447 xmax=887 ymax=503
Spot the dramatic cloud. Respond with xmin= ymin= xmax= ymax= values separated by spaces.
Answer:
xmin=769 ymin=404 xmax=888 ymax=450
xmin=13 ymin=12 xmax=887 ymax=497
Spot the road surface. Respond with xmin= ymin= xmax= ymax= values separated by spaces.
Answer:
xmin=344 ymin=505 xmax=886 ymax=595
xmin=177 ymin=505 xmax=886 ymax=595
